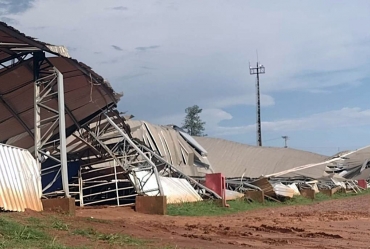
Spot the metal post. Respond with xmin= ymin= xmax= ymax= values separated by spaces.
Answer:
xmin=33 ymin=53 xmax=42 ymax=170
xmin=113 ymin=160 xmax=120 ymax=206
xmin=78 ymin=170 xmax=84 ymax=206
xmin=34 ymin=81 xmax=41 ymax=170
xmin=282 ymin=136 xmax=288 ymax=148
xmin=249 ymin=61 xmax=265 ymax=147
xmin=56 ymin=68 xmax=70 ymax=198
xmin=256 ymin=63 xmax=262 ymax=147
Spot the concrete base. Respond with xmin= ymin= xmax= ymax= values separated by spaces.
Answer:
xmin=319 ymin=189 xmax=333 ymax=197
xmin=300 ymin=189 xmax=315 ymax=200
xmin=42 ymin=198 xmax=75 ymax=215
xmin=245 ymin=190 xmax=264 ymax=203
xmin=320 ymin=187 xmax=342 ymax=197
xmin=135 ymin=196 xmax=167 ymax=215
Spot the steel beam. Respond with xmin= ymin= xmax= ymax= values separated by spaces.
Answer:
xmin=56 ymin=68 xmax=70 ymax=198
xmin=104 ymin=113 xmax=164 ymax=196
xmin=0 ymin=95 xmax=34 ymax=139
xmin=34 ymin=53 xmax=42 ymax=170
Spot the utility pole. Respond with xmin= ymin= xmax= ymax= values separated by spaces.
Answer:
xmin=250 ymin=61 xmax=265 ymax=146
xmin=282 ymin=136 xmax=289 ymax=148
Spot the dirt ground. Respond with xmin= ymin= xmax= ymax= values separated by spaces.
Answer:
xmin=10 ymin=194 xmax=370 ymax=248
xmin=74 ymin=194 xmax=370 ymax=249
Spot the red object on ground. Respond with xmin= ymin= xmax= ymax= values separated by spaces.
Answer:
xmin=357 ymin=179 xmax=367 ymax=189
xmin=205 ymin=173 xmax=228 ymax=207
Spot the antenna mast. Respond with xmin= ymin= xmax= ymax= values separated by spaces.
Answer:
xmin=249 ymin=55 xmax=265 ymax=147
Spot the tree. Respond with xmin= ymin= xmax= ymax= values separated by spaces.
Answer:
xmin=182 ymin=105 xmax=207 ymax=136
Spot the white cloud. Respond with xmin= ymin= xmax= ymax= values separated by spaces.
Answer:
xmin=5 ymin=1 xmax=370 ymax=113
xmin=204 ymin=94 xmax=275 ymax=109
xmin=3 ymin=0 xmax=370 ymax=152
xmin=213 ymin=107 xmax=370 ymax=136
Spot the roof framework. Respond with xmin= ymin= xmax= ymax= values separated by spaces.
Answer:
xmin=0 ymin=22 xmax=219 ymax=205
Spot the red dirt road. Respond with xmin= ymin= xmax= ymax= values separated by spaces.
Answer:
xmin=75 ymin=194 xmax=370 ymax=249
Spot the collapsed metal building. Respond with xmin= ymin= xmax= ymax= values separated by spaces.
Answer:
xmin=1 ymin=22 xmax=369 ymax=211
xmin=0 ymin=22 xmax=220 ymax=210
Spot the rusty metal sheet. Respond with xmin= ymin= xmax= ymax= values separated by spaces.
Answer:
xmin=0 ymin=143 xmax=43 ymax=212
xmin=250 ymin=177 xmax=275 ymax=197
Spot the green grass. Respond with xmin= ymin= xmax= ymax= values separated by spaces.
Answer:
xmin=0 ymin=216 xmax=78 ymax=249
xmin=52 ymin=220 xmax=69 ymax=231
xmin=0 ymin=214 xmax=151 ymax=248
xmin=167 ymin=188 xmax=370 ymax=216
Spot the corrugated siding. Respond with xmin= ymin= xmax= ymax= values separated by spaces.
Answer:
xmin=129 ymin=172 xmax=202 ymax=204
xmin=0 ymin=144 xmax=43 ymax=212
xmin=194 ymin=137 xmax=327 ymax=178
xmin=126 ymin=120 xmax=214 ymax=177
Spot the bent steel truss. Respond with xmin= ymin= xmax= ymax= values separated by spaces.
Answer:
xmin=0 ymin=22 xmax=220 ymax=207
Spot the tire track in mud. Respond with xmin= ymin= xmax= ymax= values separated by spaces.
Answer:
xmin=176 ymin=221 xmax=344 ymax=247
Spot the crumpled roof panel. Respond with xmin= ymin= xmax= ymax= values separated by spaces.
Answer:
xmin=194 ymin=136 xmax=327 ymax=178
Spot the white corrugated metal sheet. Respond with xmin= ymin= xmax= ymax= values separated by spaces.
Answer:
xmin=273 ymin=183 xmax=294 ymax=198
xmin=129 ymin=172 xmax=202 ymax=204
xmin=160 ymin=177 xmax=203 ymax=203
xmin=225 ymin=189 xmax=244 ymax=200
xmin=0 ymin=143 xmax=43 ymax=212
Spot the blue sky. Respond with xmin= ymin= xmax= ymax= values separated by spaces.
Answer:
xmin=3 ymin=0 xmax=370 ymax=156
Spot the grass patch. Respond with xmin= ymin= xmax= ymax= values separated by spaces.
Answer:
xmin=0 ymin=216 xmax=77 ymax=249
xmin=0 ymin=215 xmax=146 ymax=248
xmin=72 ymin=228 xmax=145 ymax=246
xmin=168 ymin=199 xmax=276 ymax=216
xmin=168 ymin=189 xmax=370 ymax=216
xmin=52 ymin=219 xmax=69 ymax=231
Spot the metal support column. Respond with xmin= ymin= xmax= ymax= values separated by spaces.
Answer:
xmin=56 ymin=69 xmax=70 ymax=197
xmin=34 ymin=58 xmax=70 ymax=197
xmin=34 ymin=52 xmax=42 ymax=171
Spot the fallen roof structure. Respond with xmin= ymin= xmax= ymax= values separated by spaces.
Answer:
xmin=0 ymin=22 xmax=220 ymax=209
xmin=127 ymin=120 xmax=214 ymax=177
xmin=194 ymin=136 xmax=327 ymax=178
xmin=267 ymin=145 xmax=370 ymax=180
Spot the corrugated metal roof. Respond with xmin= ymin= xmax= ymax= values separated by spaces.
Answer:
xmin=0 ymin=143 xmax=43 ymax=212
xmin=0 ymin=22 xmax=120 ymax=150
xmin=268 ymin=145 xmax=370 ymax=179
xmin=3 ymin=56 xmax=119 ymax=150
xmin=129 ymin=171 xmax=202 ymax=204
xmin=194 ymin=137 xmax=327 ymax=178
xmin=127 ymin=120 xmax=214 ymax=177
